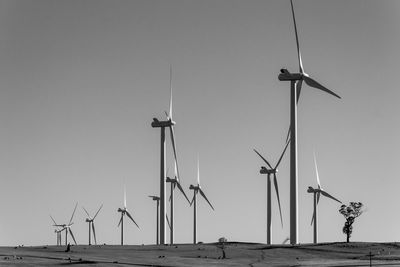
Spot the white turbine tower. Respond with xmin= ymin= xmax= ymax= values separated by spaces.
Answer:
xmin=308 ymin=152 xmax=341 ymax=243
xmin=117 ymin=187 xmax=139 ymax=245
xmin=254 ymin=139 xmax=290 ymax=244
xmin=82 ymin=204 xmax=103 ymax=245
xmin=189 ymin=157 xmax=214 ymax=244
xmin=151 ymin=65 xmax=181 ymax=245
xmin=51 ymin=203 xmax=78 ymax=246
xmin=278 ymin=0 xmax=341 ymax=244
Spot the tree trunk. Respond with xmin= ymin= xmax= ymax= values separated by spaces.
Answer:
xmin=346 ymin=233 xmax=350 ymax=243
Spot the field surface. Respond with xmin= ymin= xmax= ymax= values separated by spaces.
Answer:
xmin=0 ymin=242 xmax=400 ymax=266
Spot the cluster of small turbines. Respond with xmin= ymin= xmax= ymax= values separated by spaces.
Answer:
xmin=49 ymin=0 xmax=344 ymax=246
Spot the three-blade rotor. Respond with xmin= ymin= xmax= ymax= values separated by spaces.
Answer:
xmin=289 ymin=0 xmax=341 ymax=102
xmin=190 ymin=157 xmax=214 ymax=210
xmin=254 ymin=139 xmax=290 ymax=227
xmin=310 ymin=152 xmax=341 ymax=225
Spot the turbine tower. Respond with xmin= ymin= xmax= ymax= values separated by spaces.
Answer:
xmin=189 ymin=157 xmax=214 ymax=244
xmin=151 ymin=66 xmax=180 ymax=245
xmin=254 ymin=139 xmax=290 ymax=245
xmin=278 ymin=0 xmax=341 ymax=244
xmin=117 ymin=187 xmax=139 ymax=245
xmin=308 ymin=152 xmax=341 ymax=243
xmin=148 ymin=195 xmax=160 ymax=245
xmin=82 ymin=204 xmax=103 ymax=245
xmin=51 ymin=203 xmax=78 ymax=245
xmin=166 ymin=160 xmax=191 ymax=245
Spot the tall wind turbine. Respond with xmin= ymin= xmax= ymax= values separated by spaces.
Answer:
xmin=51 ymin=203 xmax=78 ymax=245
xmin=151 ymin=66 xmax=181 ymax=245
xmin=117 ymin=187 xmax=139 ymax=245
xmin=278 ymin=0 xmax=341 ymax=244
xmin=254 ymin=139 xmax=290 ymax=245
xmin=148 ymin=195 xmax=160 ymax=245
xmin=308 ymin=152 xmax=341 ymax=243
xmin=82 ymin=204 xmax=103 ymax=245
xmin=189 ymin=157 xmax=214 ymax=244
xmin=166 ymin=160 xmax=191 ymax=245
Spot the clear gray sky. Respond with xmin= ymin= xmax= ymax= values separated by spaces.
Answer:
xmin=0 ymin=0 xmax=399 ymax=246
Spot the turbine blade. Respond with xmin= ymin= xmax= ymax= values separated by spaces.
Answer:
xmin=169 ymin=126 xmax=180 ymax=182
xmin=275 ymin=139 xmax=290 ymax=169
xmin=69 ymin=228 xmax=77 ymax=245
xmin=313 ymin=151 xmax=322 ymax=189
xmin=197 ymin=156 xmax=200 ymax=185
xmin=303 ymin=76 xmax=341 ymax=99
xmin=290 ymin=0 xmax=304 ymax=73
xmin=296 ymin=79 xmax=303 ymax=103
xmin=93 ymin=204 xmax=103 ymax=220
xmin=320 ymin=190 xmax=342 ymax=203
xmin=50 ymin=215 xmax=57 ymax=226
xmin=124 ymin=186 xmax=127 ymax=209
xmin=253 ymin=149 xmax=273 ymax=169
xmin=166 ymin=214 xmax=171 ymax=230
xmin=117 ymin=215 xmax=123 ymax=227
xmin=285 ymin=127 xmax=291 ymax=143
xmin=199 ymin=188 xmax=214 ymax=210
xmin=190 ymin=194 xmax=195 ymax=206
xmin=169 ymin=64 xmax=173 ymax=119
xmin=311 ymin=209 xmax=316 ymax=226
xmin=92 ymin=222 xmax=97 ymax=245
xmin=273 ymin=174 xmax=283 ymax=227
xmin=126 ymin=211 xmax=139 ymax=228
xmin=69 ymin=203 xmax=78 ymax=225
xmin=177 ymin=181 xmax=191 ymax=204
xmin=82 ymin=207 xmax=91 ymax=219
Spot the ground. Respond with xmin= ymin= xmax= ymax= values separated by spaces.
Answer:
xmin=0 ymin=242 xmax=399 ymax=266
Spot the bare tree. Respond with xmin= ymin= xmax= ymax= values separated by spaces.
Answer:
xmin=339 ymin=202 xmax=363 ymax=243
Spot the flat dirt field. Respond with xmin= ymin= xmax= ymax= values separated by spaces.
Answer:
xmin=0 ymin=242 xmax=399 ymax=266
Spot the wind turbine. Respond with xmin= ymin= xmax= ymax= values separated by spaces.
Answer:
xmin=253 ymin=139 xmax=290 ymax=245
xmin=148 ymin=195 xmax=160 ymax=245
xmin=308 ymin=152 xmax=341 ymax=243
xmin=166 ymin=160 xmax=191 ymax=245
xmin=151 ymin=65 xmax=181 ymax=245
xmin=51 ymin=203 xmax=78 ymax=245
xmin=278 ymin=0 xmax=341 ymax=244
xmin=117 ymin=187 xmax=139 ymax=245
xmin=50 ymin=215 xmax=63 ymax=246
xmin=189 ymin=157 xmax=214 ymax=244
xmin=82 ymin=204 xmax=103 ymax=245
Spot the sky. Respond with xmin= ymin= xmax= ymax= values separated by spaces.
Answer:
xmin=0 ymin=0 xmax=399 ymax=246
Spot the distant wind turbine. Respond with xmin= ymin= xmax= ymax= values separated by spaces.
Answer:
xmin=166 ymin=160 xmax=191 ymax=245
xmin=148 ymin=195 xmax=160 ymax=245
xmin=278 ymin=0 xmax=341 ymax=244
xmin=117 ymin=187 xmax=139 ymax=245
xmin=189 ymin=157 xmax=214 ymax=244
xmin=51 ymin=203 xmax=78 ymax=245
xmin=254 ymin=139 xmax=290 ymax=245
xmin=151 ymin=65 xmax=181 ymax=245
xmin=308 ymin=152 xmax=341 ymax=244
xmin=82 ymin=204 xmax=103 ymax=245
xmin=50 ymin=215 xmax=63 ymax=246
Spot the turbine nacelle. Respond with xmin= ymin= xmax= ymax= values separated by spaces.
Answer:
xmin=307 ymin=186 xmax=316 ymax=193
xmin=151 ymin=118 xmax=175 ymax=128
xmin=117 ymin=208 xmax=126 ymax=213
xmin=148 ymin=195 xmax=160 ymax=201
xmin=259 ymin=166 xmax=277 ymax=175
xmin=166 ymin=176 xmax=178 ymax=183
xmin=189 ymin=184 xmax=200 ymax=190
xmin=278 ymin=68 xmax=303 ymax=81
